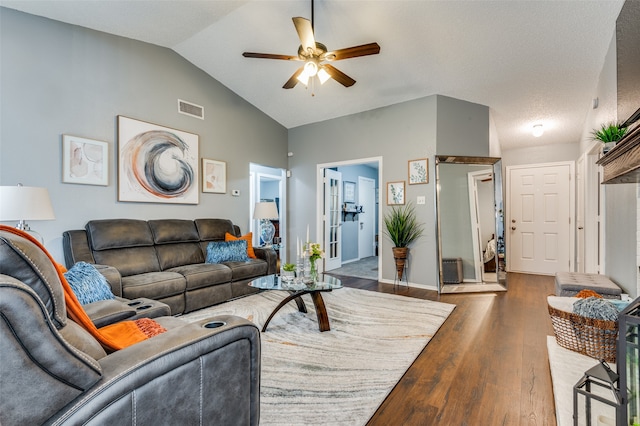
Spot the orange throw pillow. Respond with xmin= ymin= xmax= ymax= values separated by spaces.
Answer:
xmin=225 ymin=232 xmax=256 ymax=258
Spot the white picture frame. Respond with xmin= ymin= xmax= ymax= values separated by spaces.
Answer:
xmin=202 ymin=158 xmax=226 ymax=193
xmin=62 ymin=135 xmax=109 ymax=186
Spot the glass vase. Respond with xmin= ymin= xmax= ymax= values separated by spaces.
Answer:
xmin=309 ymin=258 xmax=319 ymax=282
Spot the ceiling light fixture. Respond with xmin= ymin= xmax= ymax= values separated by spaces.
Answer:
xmin=297 ymin=60 xmax=331 ymax=87
xmin=532 ymin=124 xmax=544 ymax=137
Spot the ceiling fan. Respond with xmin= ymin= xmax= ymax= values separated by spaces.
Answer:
xmin=242 ymin=0 xmax=380 ymax=90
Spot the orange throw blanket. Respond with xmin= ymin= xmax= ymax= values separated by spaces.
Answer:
xmin=2 ymin=226 xmax=166 ymax=351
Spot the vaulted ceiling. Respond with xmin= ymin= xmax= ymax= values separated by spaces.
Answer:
xmin=0 ymin=1 xmax=625 ymax=150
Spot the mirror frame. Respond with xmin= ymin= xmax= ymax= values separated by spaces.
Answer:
xmin=435 ymin=155 xmax=505 ymax=293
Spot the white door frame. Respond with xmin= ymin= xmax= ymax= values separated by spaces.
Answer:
xmin=467 ymin=169 xmax=493 ymax=282
xmin=506 ymin=161 xmax=575 ymax=274
xmin=317 ymin=157 xmax=383 ymax=280
xmin=249 ymin=164 xmax=287 ymax=262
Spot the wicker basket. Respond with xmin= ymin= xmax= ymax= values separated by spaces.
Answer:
xmin=547 ymin=302 xmax=618 ymax=363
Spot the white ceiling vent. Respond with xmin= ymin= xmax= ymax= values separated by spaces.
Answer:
xmin=178 ymin=99 xmax=204 ymax=120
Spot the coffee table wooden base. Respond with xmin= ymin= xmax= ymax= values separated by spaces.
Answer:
xmin=262 ymin=289 xmax=331 ymax=332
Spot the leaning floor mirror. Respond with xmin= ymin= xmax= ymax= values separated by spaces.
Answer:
xmin=435 ymin=155 xmax=506 ymax=294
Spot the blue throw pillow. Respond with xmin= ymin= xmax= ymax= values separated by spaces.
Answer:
xmin=64 ymin=261 xmax=115 ymax=305
xmin=206 ymin=240 xmax=250 ymax=264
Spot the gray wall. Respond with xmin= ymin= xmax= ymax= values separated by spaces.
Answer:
xmin=436 ymin=95 xmax=490 ymax=157
xmin=501 ymin=143 xmax=579 ymax=168
xmin=288 ymin=95 xmax=490 ymax=287
xmin=0 ymin=8 xmax=288 ymax=262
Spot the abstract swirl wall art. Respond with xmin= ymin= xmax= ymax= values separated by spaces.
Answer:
xmin=118 ymin=116 xmax=199 ymax=204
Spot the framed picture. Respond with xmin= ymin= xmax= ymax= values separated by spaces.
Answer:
xmin=62 ymin=135 xmax=109 ymax=186
xmin=387 ymin=181 xmax=405 ymax=205
xmin=202 ymin=158 xmax=226 ymax=193
xmin=343 ymin=181 xmax=356 ymax=203
xmin=117 ymin=116 xmax=199 ymax=204
xmin=408 ymin=158 xmax=428 ymax=184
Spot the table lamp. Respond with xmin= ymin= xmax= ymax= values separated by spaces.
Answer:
xmin=0 ymin=184 xmax=55 ymax=242
xmin=253 ymin=201 xmax=278 ymax=246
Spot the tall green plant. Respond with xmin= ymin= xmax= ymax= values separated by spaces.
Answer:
xmin=383 ymin=202 xmax=425 ymax=248
xmin=591 ymin=122 xmax=628 ymax=143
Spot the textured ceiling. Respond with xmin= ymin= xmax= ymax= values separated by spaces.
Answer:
xmin=0 ymin=1 xmax=625 ymax=150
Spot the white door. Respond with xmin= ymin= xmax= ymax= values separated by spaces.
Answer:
xmin=358 ymin=177 xmax=376 ymax=258
xmin=507 ymin=162 xmax=574 ymax=275
xmin=324 ymin=169 xmax=342 ymax=271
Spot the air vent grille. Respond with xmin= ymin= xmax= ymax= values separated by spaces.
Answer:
xmin=178 ymin=99 xmax=204 ymax=120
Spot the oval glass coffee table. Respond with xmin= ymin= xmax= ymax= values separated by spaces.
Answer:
xmin=249 ymin=274 xmax=342 ymax=332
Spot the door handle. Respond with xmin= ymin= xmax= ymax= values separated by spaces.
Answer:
xmin=511 ymin=226 xmax=516 ymax=231
xmin=578 ymin=226 xmax=584 ymax=230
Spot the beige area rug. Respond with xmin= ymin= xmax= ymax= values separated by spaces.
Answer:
xmin=182 ymin=287 xmax=455 ymax=425
xmin=547 ymin=336 xmax=618 ymax=426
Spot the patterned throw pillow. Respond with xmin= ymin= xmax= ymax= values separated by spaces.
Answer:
xmin=225 ymin=232 xmax=256 ymax=258
xmin=64 ymin=261 xmax=115 ymax=305
xmin=206 ymin=240 xmax=250 ymax=264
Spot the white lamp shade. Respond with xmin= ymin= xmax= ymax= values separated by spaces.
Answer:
xmin=0 ymin=186 xmax=55 ymax=221
xmin=253 ymin=201 xmax=279 ymax=220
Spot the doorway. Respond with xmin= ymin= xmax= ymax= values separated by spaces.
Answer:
xmin=249 ymin=163 xmax=287 ymax=264
xmin=316 ymin=157 xmax=382 ymax=281
xmin=506 ymin=161 xmax=574 ymax=275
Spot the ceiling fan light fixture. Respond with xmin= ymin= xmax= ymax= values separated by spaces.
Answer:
xmin=317 ymin=67 xmax=331 ymax=84
xmin=296 ymin=71 xmax=310 ymax=86
xmin=304 ymin=60 xmax=318 ymax=77
xmin=532 ymin=124 xmax=544 ymax=137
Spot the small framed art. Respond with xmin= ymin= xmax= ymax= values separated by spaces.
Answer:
xmin=408 ymin=158 xmax=428 ymax=184
xmin=343 ymin=181 xmax=356 ymax=203
xmin=62 ymin=135 xmax=109 ymax=186
xmin=202 ymin=158 xmax=226 ymax=193
xmin=387 ymin=181 xmax=405 ymax=205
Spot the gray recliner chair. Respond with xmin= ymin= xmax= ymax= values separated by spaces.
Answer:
xmin=0 ymin=229 xmax=260 ymax=426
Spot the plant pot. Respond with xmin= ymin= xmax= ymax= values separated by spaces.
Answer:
xmin=392 ymin=247 xmax=409 ymax=280
xmin=603 ymin=141 xmax=616 ymax=154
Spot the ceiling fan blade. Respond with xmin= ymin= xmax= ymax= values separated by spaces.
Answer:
xmin=293 ymin=17 xmax=316 ymax=54
xmin=324 ymin=42 xmax=381 ymax=61
xmin=323 ymin=64 xmax=356 ymax=87
xmin=283 ymin=67 xmax=304 ymax=89
xmin=242 ymin=52 xmax=300 ymax=61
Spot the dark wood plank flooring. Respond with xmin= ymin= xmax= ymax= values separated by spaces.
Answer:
xmin=332 ymin=272 xmax=557 ymax=426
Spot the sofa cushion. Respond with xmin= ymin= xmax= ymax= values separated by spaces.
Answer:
xmin=155 ymin=243 xmax=205 ymax=270
xmin=206 ymin=240 xmax=249 ymax=264
xmin=224 ymin=259 xmax=269 ymax=281
xmin=168 ymin=263 xmax=232 ymax=290
xmin=93 ymin=246 xmax=161 ymax=277
xmin=86 ymin=219 xmax=154 ymax=251
xmin=195 ymin=218 xmax=236 ymax=242
xmin=121 ymin=272 xmax=186 ymax=300
xmin=64 ymin=261 xmax=115 ymax=305
xmin=149 ymin=219 xmax=200 ymax=244
xmin=225 ymin=232 xmax=256 ymax=259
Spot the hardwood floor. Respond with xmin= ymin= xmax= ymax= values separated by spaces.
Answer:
xmin=335 ymin=272 xmax=557 ymax=426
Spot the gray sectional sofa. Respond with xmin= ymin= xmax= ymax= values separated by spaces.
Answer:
xmin=63 ymin=218 xmax=277 ymax=315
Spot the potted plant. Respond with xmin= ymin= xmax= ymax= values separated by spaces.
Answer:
xmin=383 ymin=202 xmax=425 ymax=281
xmin=281 ymin=263 xmax=296 ymax=281
xmin=591 ymin=122 xmax=628 ymax=153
